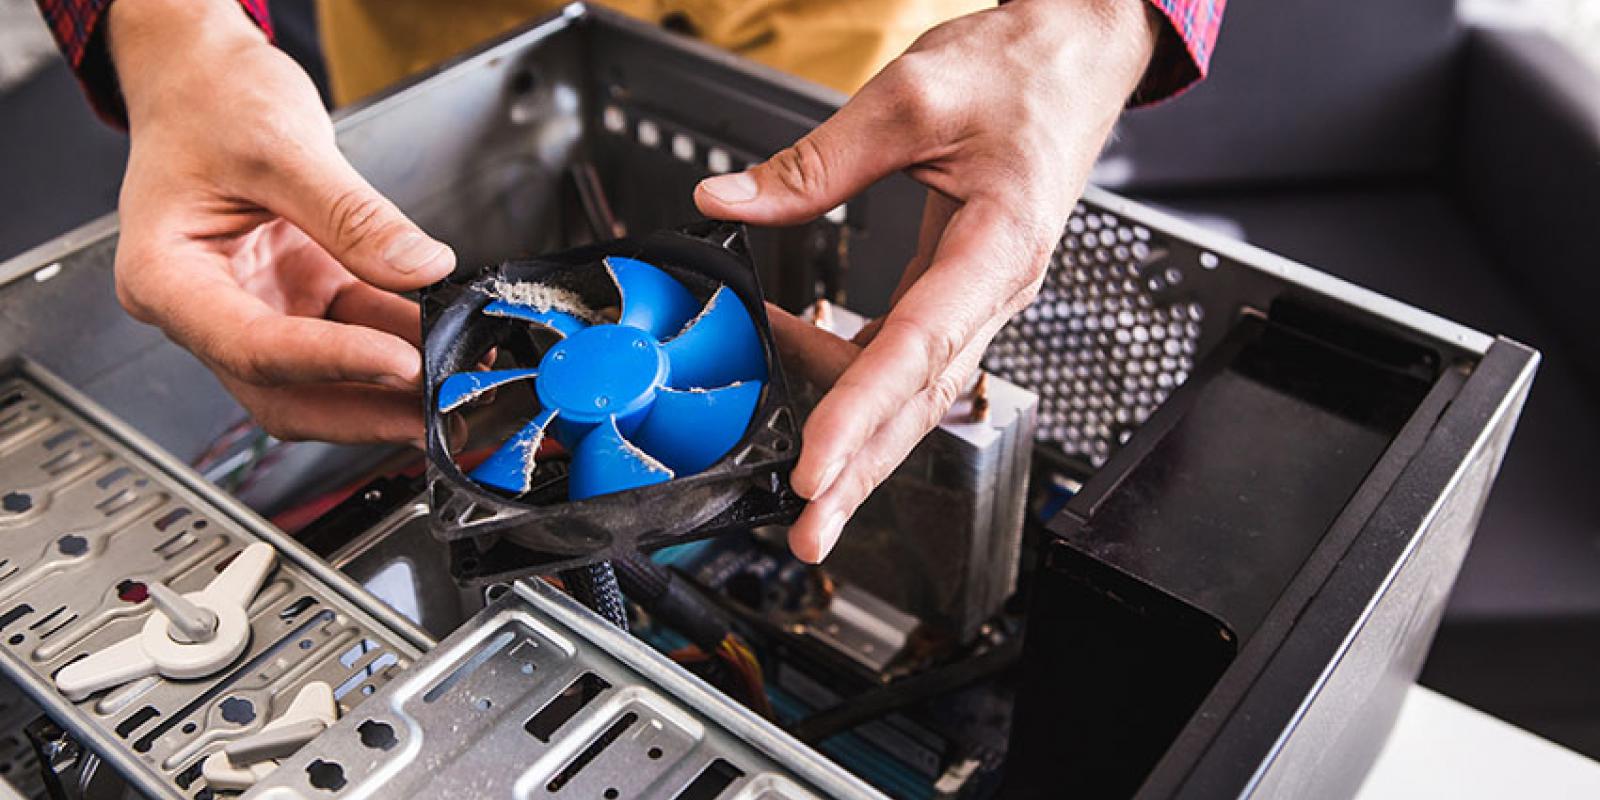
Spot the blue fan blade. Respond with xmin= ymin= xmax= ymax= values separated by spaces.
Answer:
xmin=568 ymin=417 xmax=674 ymax=500
xmin=437 ymin=368 xmax=539 ymax=413
xmin=469 ymin=408 xmax=558 ymax=494
xmin=661 ymin=286 xmax=767 ymax=389
xmin=483 ymin=300 xmax=588 ymax=337
xmin=630 ymin=381 xmax=763 ymax=475
xmin=606 ymin=257 xmax=701 ymax=340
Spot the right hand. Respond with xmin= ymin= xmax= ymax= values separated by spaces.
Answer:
xmin=107 ymin=0 xmax=454 ymax=445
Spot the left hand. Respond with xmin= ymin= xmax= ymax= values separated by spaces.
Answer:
xmin=694 ymin=0 xmax=1160 ymax=562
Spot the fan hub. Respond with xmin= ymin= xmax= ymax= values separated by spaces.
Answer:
xmin=536 ymin=324 xmax=667 ymax=425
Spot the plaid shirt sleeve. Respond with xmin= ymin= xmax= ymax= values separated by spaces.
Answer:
xmin=34 ymin=0 xmax=273 ymax=126
xmin=1136 ymin=0 xmax=1226 ymax=104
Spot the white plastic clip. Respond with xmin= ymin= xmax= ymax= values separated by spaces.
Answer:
xmin=55 ymin=542 xmax=277 ymax=701
xmin=202 ymin=681 xmax=338 ymax=791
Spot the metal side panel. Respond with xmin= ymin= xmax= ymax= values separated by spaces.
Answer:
xmin=248 ymin=579 xmax=884 ymax=800
xmin=0 ymin=361 xmax=431 ymax=800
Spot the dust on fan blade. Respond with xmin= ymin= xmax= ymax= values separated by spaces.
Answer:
xmin=437 ymin=257 xmax=768 ymax=501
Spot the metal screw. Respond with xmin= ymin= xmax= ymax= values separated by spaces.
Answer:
xmin=969 ymin=373 xmax=991 ymax=423
xmin=810 ymin=298 xmax=833 ymax=329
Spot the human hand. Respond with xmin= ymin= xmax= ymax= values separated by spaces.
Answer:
xmin=695 ymin=0 xmax=1159 ymax=562
xmin=107 ymin=0 xmax=455 ymax=445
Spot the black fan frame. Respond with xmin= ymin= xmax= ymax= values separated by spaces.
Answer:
xmin=421 ymin=221 xmax=803 ymax=581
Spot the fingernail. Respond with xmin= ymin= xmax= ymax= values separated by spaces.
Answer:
xmin=698 ymin=172 xmax=759 ymax=204
xmin=384 ymin=232 xmax=452 ymax=274
xmin=814 ymin=508 xmax=847 ymax=562
xmin=809 ymin=459 xmax=844 ymax=499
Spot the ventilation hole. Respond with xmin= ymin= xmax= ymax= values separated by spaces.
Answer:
xmin=279 ymin=595 xmax=318 ymax=621
xmin=671 ymin=758 xmax=744 ymax=800
xmin=175 ymin=759 xmax=205 ymax=789
xmin=182 ymin=722 xmax=197 ymax=735
xmin=116 ymin=706 xmax=160 ymax=739
xmin=95 ymin=490 xmax=137 ymax=515
xmin=525 ymin=673 xmax=609 ymax=742
xmin=153 ymin=507 xmax=191 ymax=532
xmin=0 ymin=605 xmax=32 ymax=632
xmin=5 ymin=635 xmax=19 ymax=646
xmin=39 ymin=613 xmax=77 ymax=640
xmin=648 ymin=747 xmax=663 ymax=760
xmin=27 ymin=606 xmax=64 ymax=630
xmin=356 ymin=720 xmax=397 ymax=751
xmin=605 ymin=789 xmax=619 ymax=799
xmin=545 ymin=712 xmax=637 ymax=793
xmin=153 ymin=530 xmax=197 ymax=560
xmin=423 ymin=630 xmax=513 ymax=703
xmin=335 ymin=652 xmax=399 ymax=700
xmin=338 ymin=639 xmax=377 ymax=669
xmin=306 ymin=759 xmax=347 ymax=792
xmin=96 ymin=467 xmax=132 ymax=489
xmin=41 ymin=450 xmax=83 ymax=475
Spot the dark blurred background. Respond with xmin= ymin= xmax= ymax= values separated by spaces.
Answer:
xmin=2 ymin=0 xmax=1596 ymax=760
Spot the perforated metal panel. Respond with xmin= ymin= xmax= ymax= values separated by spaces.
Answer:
xmin=983 ymin=203 xmax=1206 ymax=467
xmin=0 ymin=364 xmax=429 ymax=800
xmin=245 ymin=580 xmax=882 ymax=800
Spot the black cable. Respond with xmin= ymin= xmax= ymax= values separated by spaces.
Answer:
xmin=559 ymin=561 xmax=628 ymax=630
xmin=613 ymin=554 xmax=730 ymax=653
xmin=787 ymin=636 xmax=1024 ymax=745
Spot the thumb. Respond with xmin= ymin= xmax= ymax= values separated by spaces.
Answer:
xmin=267 ymin=147 xmax=455 ymax=292
xmin=695 ymin=97 xmax=911 ymax=226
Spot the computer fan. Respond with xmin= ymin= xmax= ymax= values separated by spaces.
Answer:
xmin=422 ymin=222 xmax=802 ymax=581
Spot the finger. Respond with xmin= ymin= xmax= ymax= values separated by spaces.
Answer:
xmin=327 ymin=280 xmax=423 ymax=348
xmin=120 ymin=250 xmax=427 ymax=389
xmin=850 ymin=192 xmax=959 ymax=350
xmin=791 ymin=198 xmax=1043 ymax=501
xmin=850 ymin=318 xmax=883 ymax=348
xmin=789 ymin=327 xmax=994 ymax=562
xmin=263 ymin=142 xmax=455 ymax=292
xmin=766 ymin=303 xmax=860 ymax=390
xmin=694 ymin=73 xmax=920 ymax=225
xmin=888 ymin=190 xmax=961 ymax=308
xmin=216 ymin=374 xmax=428 ymax=446
xmin=229 ymin=314 xmax=425 ymax=388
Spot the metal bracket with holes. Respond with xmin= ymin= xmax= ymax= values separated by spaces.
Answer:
xmin=0 ymin=360 xmax=430 ymax=800
xmin=247 ymin=579 xmax=883 ymax=799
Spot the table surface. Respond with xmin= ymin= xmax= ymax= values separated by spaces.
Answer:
xmin=1355 ymin=685 xmax=1600 ymax=799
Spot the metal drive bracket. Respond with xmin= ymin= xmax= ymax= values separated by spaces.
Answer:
xmin=247 ymin=579 xmax=885 ymax=799
xmin=0 ymin=360 xmax=430 ymax=800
